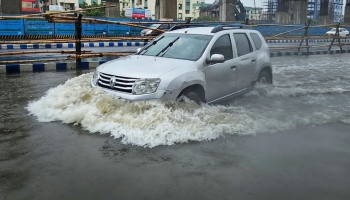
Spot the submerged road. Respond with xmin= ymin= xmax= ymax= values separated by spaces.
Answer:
xmin=1 ymin=54 xmax=350 ymax=199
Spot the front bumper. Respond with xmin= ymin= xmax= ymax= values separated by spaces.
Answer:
xmin=90 ymin=80 xmax=178 ymax=102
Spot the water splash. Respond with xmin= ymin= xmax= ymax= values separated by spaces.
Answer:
xmin=26 ymin=70 xmax=349 ymax=147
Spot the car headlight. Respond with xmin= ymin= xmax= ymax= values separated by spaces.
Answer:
xmin=92 ymin=71 xmax=99 ymax=85
xmin=132 ymin=78 xmax=161 ymax=95
xmin=146 ymin=30 xmax=153 ymax=35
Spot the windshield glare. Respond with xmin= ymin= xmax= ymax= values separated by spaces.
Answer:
xmin=150 ymin=24 xmax=161 ymax=28
xmin=139 ymin=33 xmax=213 ymax=61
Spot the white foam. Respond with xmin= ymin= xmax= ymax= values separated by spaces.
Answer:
xmin=26 ymin=72 xmax=349 ymax=147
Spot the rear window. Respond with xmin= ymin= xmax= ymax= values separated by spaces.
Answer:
xmin=250 ymin=33 xmax=262 ymax=50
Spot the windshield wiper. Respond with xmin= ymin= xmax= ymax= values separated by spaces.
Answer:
xmin=138 ymin=36 xmax=165 ymax=55
xmin=156 ymin=37 xmax=180 ymax=57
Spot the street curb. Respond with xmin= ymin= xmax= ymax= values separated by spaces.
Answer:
xmin=269 ymin=49 xmax=350 ymax=57
xmin=0 ymin=42 xmax=148 ymax=50
xmin=2 ymin=49 xmax=350 ymax=74
xmin=1 ymin=39 xmax=349 ymax=50
xmin=0 ymin=61 xmax=108 ymax=74
xmin=266 ymin=39 xmax=350 ymax=43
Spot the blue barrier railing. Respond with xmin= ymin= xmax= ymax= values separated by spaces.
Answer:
xmin=0 ymin=17 xmax=346 ymax=37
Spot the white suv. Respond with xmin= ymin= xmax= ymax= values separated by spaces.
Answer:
xmin=91 ymin=25 xmax=272 ymax=104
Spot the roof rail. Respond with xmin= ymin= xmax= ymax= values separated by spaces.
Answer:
xmin=168 ymin=24 xmax=214 ymax=31
xmin=211 ymin=24 xmax=253 ymax=33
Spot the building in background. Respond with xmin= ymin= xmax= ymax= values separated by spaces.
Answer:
xmin=39 ymin=0 xmax=58 ymax=12
xmin=190 ymin=1 xmax=211 ymax=19
xmin=332 ymin=0 xmax=344 ymax=22
xmin=177 ymin=0 xmax=206 ymax=20
xmin=119 ymin=0 xmax=207 ymax=20
xmin=198 ymin=0 xmax=247 ymax=22
xmin=261 ymin=0 xmax=344 ymax=24
xmin=245 ymin=6 xmax=263 ymax=20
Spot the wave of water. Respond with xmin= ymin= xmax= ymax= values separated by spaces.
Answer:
xmin=26 ymin=65 xmax=350 ymax=147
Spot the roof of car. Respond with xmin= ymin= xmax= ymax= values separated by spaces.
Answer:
xmin=169 ymin=27 xmax=217 ymax=35
xmin=167 ymin=26 xmax=257 ymax=35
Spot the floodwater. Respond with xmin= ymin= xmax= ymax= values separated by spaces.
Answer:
xmin=1 ymin=54 xmax=350 ymax=199
xmin=25 ymin=54 xmax=350 ymax=147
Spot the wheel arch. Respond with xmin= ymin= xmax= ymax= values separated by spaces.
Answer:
xmin=177 ymin=84 xmax=206 ymax=103
xmin=257 ymin=65 xmax=273 ymax=84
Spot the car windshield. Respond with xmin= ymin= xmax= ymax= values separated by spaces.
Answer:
xmin=138 ymin=33 xmax=213 ymax=61
xmin=149 ymin=24 xmax=161 ymax=28
xmin=330 ymin=28 xmax=336 ymax=31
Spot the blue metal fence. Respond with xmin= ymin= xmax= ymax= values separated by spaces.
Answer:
xmin=25 ymin=19 xmax=55 ymax=35
xmin=55 ymin=23 xmax=75 ymax=35
xmin=0 ymin=19 xmax=24 ymax=35
xmin=0 ymin=17 xmax=345 ymax=37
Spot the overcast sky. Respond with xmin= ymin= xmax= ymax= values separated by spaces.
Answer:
xmin=205 ymin=0 xmax=263 ymax=8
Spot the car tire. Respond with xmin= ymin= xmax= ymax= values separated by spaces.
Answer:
xmin=257 ymin=71 xmax=271 ymax=84
xmin=178 ymin=91 xmax=202 ymax=105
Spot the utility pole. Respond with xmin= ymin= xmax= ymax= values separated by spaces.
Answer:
xmin=75 ymin=13 xmax=82 ymax=70
xmin=254 ymin=0 xmax=256 ymax=20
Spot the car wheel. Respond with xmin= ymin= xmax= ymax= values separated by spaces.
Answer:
xmin=178 ymin=91 xmax=202 ymax=105
xmin=257 ymin=71 xmax=271 ymax=84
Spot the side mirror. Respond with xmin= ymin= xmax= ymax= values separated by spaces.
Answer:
xmin=136 ymin=48 xmax=142 ymax=53
xmin=206 ymin=54 xmax=225 ymax=64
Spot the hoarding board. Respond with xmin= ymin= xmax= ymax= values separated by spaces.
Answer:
xmin=125 ymin=8 xmax=152 ymax=18
xmin=49 ymin=5 xmax=64 ymax=11
xmin=21 ymin=0 xmax=40 ymax=12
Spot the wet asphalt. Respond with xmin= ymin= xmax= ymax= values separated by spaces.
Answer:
xmin=1 ymin=55 xmax=350 ymax=200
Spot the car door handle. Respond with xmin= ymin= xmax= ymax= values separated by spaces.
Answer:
xmin=231 ymin=66 xmax=237 ymax=70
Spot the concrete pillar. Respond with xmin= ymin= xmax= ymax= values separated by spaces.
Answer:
xmin=319 ymin=0 xmax=331 ymax=25
xmin=165 ymin=0 xmax=177 ymax=19
xmin=158 ymin=0 xmax=177 ymax=20
xmin=319 ymin=16 xmax=332 ymax=25
xmin=1 ymin=0 xmax=21 ymax=14
xmin=219 ymin=0 xmax=236 ymax=22
xmin=275 ymin=0 xmax=291 ymax=24
xmin=105 ymin=0 xmax=120 ymax=18
xmin=219 ymin=0 xmax=227 ymax=21
xmin=292 ymin=0 xmax=307 ymax=24
xmin=345 ymin=1 xmax=350 ymax=25
xmin=155 ymin=0 xmax=160 ymax=20
xmin=275 ymin=12 xmax=290 ymax=24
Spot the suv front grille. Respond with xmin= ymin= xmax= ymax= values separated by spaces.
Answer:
xmin=98 ymin=72 xmax=138 ymax=94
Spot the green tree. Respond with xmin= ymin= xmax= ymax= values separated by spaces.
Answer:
xmin=306 ymin=18 xmax=317 ymax=25
xmin=120 ymin=10 xmax=125 ymax=18
xmin=79 ymin=2 xmax=105 ymax=16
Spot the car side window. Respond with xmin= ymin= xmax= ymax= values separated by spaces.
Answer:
xmin=233 ymin=33 xmax=253 ymax=57
xmin=250 ymin=33 xmax=262 ymax=50
xmin=210 ymin=34 xmax=233 ymax=60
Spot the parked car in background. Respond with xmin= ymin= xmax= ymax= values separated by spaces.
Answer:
xmin=140 ymin=23 xmax=172 ymax=36
xmin=326 ymin=28 xmax=349 ymax=37
xmin=92 ymin=25 xmax=272 ymax=104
